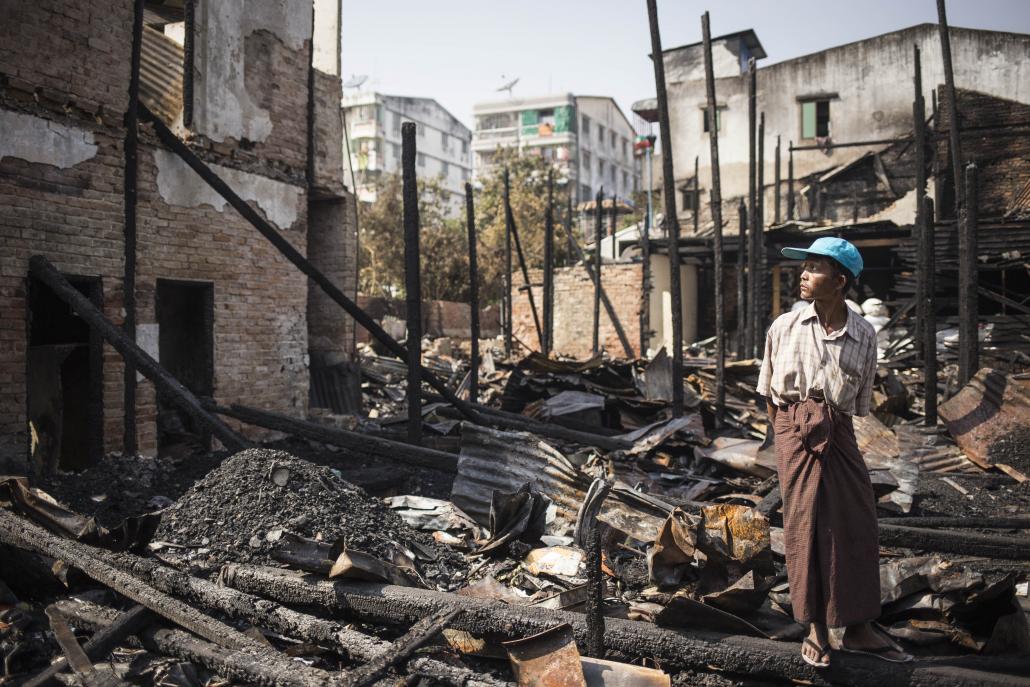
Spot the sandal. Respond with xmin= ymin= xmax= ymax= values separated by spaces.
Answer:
xmin=838 ymin=625 xmax=913 ymax=663
xmin=801 ymin=638 xmax=831 ymax=668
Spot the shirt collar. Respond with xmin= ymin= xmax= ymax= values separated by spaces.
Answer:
xmin=800 ymin=300 xmax=858 ymax=340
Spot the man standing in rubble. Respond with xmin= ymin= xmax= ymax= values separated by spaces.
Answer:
xmin=757 ymin=237 xmax=911 ymax=668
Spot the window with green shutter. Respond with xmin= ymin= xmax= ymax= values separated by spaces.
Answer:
xmin=801 ymin=100 xmax=831 ymax=139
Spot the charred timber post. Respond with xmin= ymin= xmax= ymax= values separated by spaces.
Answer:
xmin=137 ymin=104 xmax=480 ymax=425
xmin=936 ymin=0 xmax=965 ymax=212
xmin=755 ymin=111 xmax=766 ymax=357
xmin=914 ymin=44 xmax=927 ymax=366
xmin=787 ymin=143 xmax=795 ymax=220
xmin=737 ymin=201 xmax=747 ymax=358
xmin=465 ymin=184 xmax=481 ymax=404
xmin=401 ymin=123 xmax=423 ymax=444
xmin=593 ymin=188 xmax=603 ymax=354
xmin=640 ymin=160 xmax=652 ymax=356
xmin=182 ymin=0 xmax=195 ymax=127
xmin=543 ymin=170 xmax=554 ymax=356
xmin=123 ymin=0 xmax=144 ymax=455
xmin=774 ymin=135 xmax=781 ymax=224
xmin=693 ymin=156 xmax=700 ymax=235
xmin=508 ymin=199 xmax=544 ymax=349
xmin=503 ymin=170 xmax=514 ymax=357
xmin=703 ymin=12 xmax=726 ymax=427
xmin=922 ymin=197 xmax=938 ymax=424
xmin=958 ymin=163 xmax=979 ymax=385
xmin=646 ymin=0 xmax=684 ymax=417
xmin=746 ymin=58 xmax=757 ymax=361
xmin=28 ymin=255 xmax=247 ymax=451
xmin=221 ymin=565 xmax=1030 ymax=686
xmin=585 ymin=523 xmax=604 ymax=657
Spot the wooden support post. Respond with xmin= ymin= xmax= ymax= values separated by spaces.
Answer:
xmin=508 ymin=201 xmax=544 ymax=350
xmin=774 ymin=135 xmax=781 ymax=224
xmin=401 ymin=123 xmax=422 ymax=444
xmin=958 ymin=164 xmax=979 ymax=385
xmin=640 ymin=156 xmax=652 ymax=357
xmin=737 ymin=201 xmax=747 ymax=358
xmin=936 ymin=0 xmax=965 ymax=214
xmin=703 ymin=12 xmax=726 ymax=427
xmin=922 ymin=197 xmax=938 ymax=425
xmin=787 ymin=143 xmax=795 ymax=220
xmin=931 ymin=90 xmax=944 ymax=212
xmin=585 ymin=523 xmax=604 ymax=658
xmin=123 ymin=0 xmax=144 ymax=455
xmin=465 ymin=184 xmax=481 ymax=404
xmin=609 ymin=194 xmax=617 ymax=259
xmin=137 ymin=104 xmax=480 ymax=424
xmin=503 ymin=170 xmax=513 ymax=357
xmin=29 ymin=255 xmax=247 ymax=451
xmin=182 ymin=0 xmax=195 ymax=127
xmin=593 ymin=189 xmax=603 ymax=354
xmin=755 ymin=111 xmax=766 ymax=357
xmin=543 ymin=170 xmax=554 ymax=356
xmin=646 ymin=0 xmax=684 ymax=416
xmin=746 ymin=59 xmax=757 ymax=360
xmin=693 ymin=156 xmax=699 ymax=235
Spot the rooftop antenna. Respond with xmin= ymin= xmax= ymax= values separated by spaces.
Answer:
xmin=342 ymin=74 xmax=368 ymax=90
xmin=496 ymin=75 xmax=520 ymax=98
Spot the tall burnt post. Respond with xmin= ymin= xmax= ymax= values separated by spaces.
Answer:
xmin=503 ymin=170 xmax=513 ymax=358
xmin=401 ymin=123 xmax=423 ymax=444
xmin=593 ymin=189 xmax=604 ymax=354
xmin=703 ymin=11 xmax=726 ymax=426
xmin=123 ymin=0 xmax=144 ymax=454
xmin=543 ymin=170 xmax=554 ymax=356
xmin=465 ymin=183 xmax=481 ymax=404
xmin=746 ymin=58 xmax=757 ymax=361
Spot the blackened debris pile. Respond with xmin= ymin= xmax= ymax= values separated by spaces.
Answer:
xmin=154 ymin=448 xmax=465 ymax=579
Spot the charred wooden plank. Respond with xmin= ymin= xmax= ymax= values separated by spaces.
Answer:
xmin=346 ymin=608 xmax=460 ymax=687
xmin=222 ymin=564 xmax=1030 ymax=687
xmin=878 ymin=523 xmax=1030 ymax=559
xmin=210 ymin=403 xmax=458 ymax=472
xmin=27 ymin=255 xmax=246 ymax=452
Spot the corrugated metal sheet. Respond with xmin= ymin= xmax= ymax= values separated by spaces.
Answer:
xmin=451 ymin=423 xmax=591 ymax=528
xmin=140 ymin=25 xmax=183 ymax=124
xmin=938 ymin=369 xmax=1030 ymax=468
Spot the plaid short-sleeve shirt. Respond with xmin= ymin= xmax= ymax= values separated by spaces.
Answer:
xmin=756 ymin=302 xmax=878 ymax=416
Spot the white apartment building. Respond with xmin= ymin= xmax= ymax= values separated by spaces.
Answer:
xmin=342 ymin=92 xmax=472 ymax=212
xmin=471 ymin=94 xmax=640 ymax=204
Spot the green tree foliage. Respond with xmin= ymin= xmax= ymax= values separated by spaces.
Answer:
xmin=358 ymin=150 xmax=576 ymax=306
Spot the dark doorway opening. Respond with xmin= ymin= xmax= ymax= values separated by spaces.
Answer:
xmin=27 ymin=275 xmax=104 ymax=473
xmin=156 ymin=279 xmax=214 ymax=454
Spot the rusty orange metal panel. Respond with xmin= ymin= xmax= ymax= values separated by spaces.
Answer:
xmin=938 ymin=369 xmax=1030 ymax=469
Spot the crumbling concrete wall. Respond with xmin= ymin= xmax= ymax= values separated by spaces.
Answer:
xmin=511 ymin=264 xmax=644 ymax=359
xmin=307 ymin=196 xmax=358 ymax=366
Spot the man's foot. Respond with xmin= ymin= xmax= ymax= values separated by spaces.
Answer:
xmin=801 ymin=623 xmax=830 ymax=668
xmin=840 ymin=622 xmax=912 ymax=663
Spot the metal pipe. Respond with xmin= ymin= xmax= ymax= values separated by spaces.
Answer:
xmin=401 ymin=123 xmax=423 ymax=444
xmin=646 ymin=0 xmax=684 ymax=415
xmin=465 ymin=183 xmax=480 ymax=404
xmin=702 ymin=12 xmax=726 ymax=427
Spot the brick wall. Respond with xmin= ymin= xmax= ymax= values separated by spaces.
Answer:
xmin=511 ymin=263 xmax=643 ymax=360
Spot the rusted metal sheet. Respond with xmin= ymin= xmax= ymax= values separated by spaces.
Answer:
xmin=853 ymin=412 xmax=900 ymax=460
xmin=939 ymin=369 xmax=1030 ymax=468
xmin=503 ymin=624 xmax=587 ymax=687
xmin=580 ymin=657 xmax=671 ymax=687
xmin=140 ymin=25 xmax=183 ymax=124
xmin=453 ymin=424 xmax=591 ymax=528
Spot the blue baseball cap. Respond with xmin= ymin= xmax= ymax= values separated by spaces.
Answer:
xmin=781 ymin=237 xmax=863 ymax=279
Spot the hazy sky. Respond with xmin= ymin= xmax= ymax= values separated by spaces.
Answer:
xmin=341 ymin=0 xmax=1030 ymax=130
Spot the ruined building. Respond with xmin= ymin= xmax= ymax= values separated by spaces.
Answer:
xmin=0 ymin=0 xmax=357 ymax=473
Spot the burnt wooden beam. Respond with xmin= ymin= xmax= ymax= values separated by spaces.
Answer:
xmin=593 ymin=188 xmax=603 ymax=354
xmin=465 ymin=183 xmax=481 ymax=404
xmin=737 ymin=200 xmax=747 ymax=358
xmin=646 ymin=0 xmax=684 ymax=417
xmin=879 ymin=522 xmax=1030 ymax=560
xmin=746 ymin=58 xmax=757 ymax=360
xmin=508 ymin=201 xmax=543 ymax=350
xmin=958 ymin=163 xmax=979 ymax=385
xmin=543 ymin=170 xmax=554 ymax=356
xmin=210 ymin=402 xmax=458 ymax=472
xmin=122 ymin=0 xmax=144 ymax=455
xmin=24 ymin=605 xmax=153 ymax=687
xmin=222 ymin=564 xmax=1030 ymax=687
xmin=789 ymin=137 xmax=908 ymax=152
xmin=182 ymin=0 xmax=195 ymax=127
xmin=45 ymin=605 xmax=130 ymax=687
xmin=703 ymin=12 xmax=726 ymax=427
xmin=584 ymin=522 xmax=604 ymax=657
xmin=503 ymin=170 xmax=514 ymax=357
xmin=58 ymin=601 xmax=335 ymax=687
xmin=787 ymin=142 xmax=795 ymax=219
xmin=401 ymin=123 xmax=423 ymax=444
xmin=347 ymin=608 xmax=460 ymax=687
xmin=0 ymin=509 xmax=263 ymax=652
xmin=640 ymin=153 xmax=653 ymax=356
xmin=104 ymin=550 xmax=503 ymax=686
xmin=693 ymin=156 xmax=699 ymax=235
xmin=137 ymin=103 xmax=480 ymax=425
xmin=922 ymin=197 xmax=938 ymax=424
xmin=936 ymin=0 xmax=965 ymax=212
xmin=774 ymin=135 xmax=781 ymax=224
xmin=28 ymin=255 xmax=247 ymax=451
xmin=755 ymin=111 xmax=766 ymax=357
xmin=878 ymin=516 xmax=1030 ymax=529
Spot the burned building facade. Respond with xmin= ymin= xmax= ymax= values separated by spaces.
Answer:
xmin=0 ymin=0 xmax=357 ymax=473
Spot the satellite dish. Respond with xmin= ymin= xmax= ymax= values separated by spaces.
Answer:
xmin=343 ymin=74 xmax=368 ymax=89
xmin=496 ymin=76 xmax=520 ymax=97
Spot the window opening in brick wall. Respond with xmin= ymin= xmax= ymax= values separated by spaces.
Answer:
xmin=27 ymin=275 xmax=104 ymax=472
xmin=801 ymin=99 xmax=831 ymax=139
xmin=156 ymin=279 xmax=214 ymax=453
